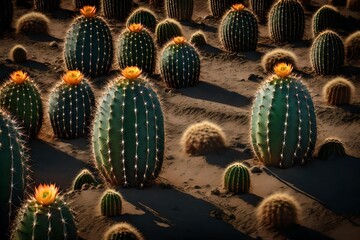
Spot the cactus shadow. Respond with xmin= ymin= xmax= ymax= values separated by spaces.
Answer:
xmin=180 ymin=21 xmax=218 ymax=33
xmin=21 ymin=60 xmax=50 ymax=72
xmin=26 ymin=34 xmax=62 ymax=43
xmin=47 ymin=8 xmax=76 ymax=20
xmin=280 ymin=224 xmax=334 ymax=240
xmin=205 ymin=148 xmax=250 ymax=168
xmin=238 ymin=193 xmax=263 ymax=207
xmin=339 ymin=104 xmax=360 ymax=114
xmin=0 ymin=63 xmax=15 ymax=82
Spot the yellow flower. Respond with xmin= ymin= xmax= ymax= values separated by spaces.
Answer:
xmin=10 ymin=70 xmax=29 ymax=84
xmin=274 ymin=62 xmax=293 ymax=78
xmin=80 ymin=6 xmax=96 ymax=18
xmin=122 ymin=66 xmax=142 ymax=80
xmin=232 ymin=4 xmax=245 ymax=11
xmin=63 ymin=70 xmax=84 ymax=85
xmin=128 ymin=23 xmax=144 ymax=33
xmin=173 ymin=36 xmax=187 ymax=44
xmin=34 ymin=184 xmax=59 ymax=206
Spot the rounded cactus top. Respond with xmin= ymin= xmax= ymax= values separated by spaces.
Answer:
xmin=173 ymin=36 xmax=187 ymax=44
xmin=128 ymin=23 xmax=144 ymax=33
xmin=122 ymin=66 xmax=142 ymax=80
xmin=273 ymin=62 xmax=293 ymax=78
xmin=63 ymin=70 xmax=84 ymax=85
xmin=10 ymin=70 xmax=29 ymax=84
xmin=231 ymin=3 xmax=245 ymax=11
xmin=80 ymin=6 xmax=96 ymax=18
xmin=34 ymin=184 xmax=59 ymax=206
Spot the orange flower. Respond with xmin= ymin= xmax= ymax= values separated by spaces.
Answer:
xmin=80 ymin=6 xmax=96 ymax=18
xmin=34 ymin=184 xmax=59 ymax=206
xmin=232 ymin=4 xmax=245 ymax=11
xmin=10 ymin=70 xmax=29 ymax=84
xmin=173 ymin=36 xmax=186 ymax=44
xmin=274 ymin=63 xmax=293 ymax=78
xmin=128 ymin=24 xmax=144 ymax=33
xmin=122 ymin=66 xmax=142 ymax=80
xmin=63 ymin=70 xmax=84 ymax=85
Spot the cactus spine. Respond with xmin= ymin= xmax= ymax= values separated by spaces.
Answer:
xmin=74 ymin=0 xmax=100 ymax=9
xmin=250 ymin=0 xmax=275 ymax=23
xmin=102 ymin=0 xmax=133 ymax=21
xmin=73 ymin=169 xmax=97 ymax=190
xmin=310 ymin=30 xmax=344 ymax=75
xmin=250 ymin=63 xmax=317 ymax=168
xmin=34 ymin=0 xmax=60 ymax=12
xmin=219 ymin=4 xmax=258 ymax=52
xmin=312 ymin=5 xmax=340 ymax=37
xmin=100 ymin=190 xmax=122 ymax=217
xmin=0 ymin=0 xmax=13 ymax=32
xmin=323 ymin=77 xmax=354 ymax=106
xmin=165 ymin=0 xmax=194 ymax=21
xmin=160 ymin=36 xmax=201 ymax=88
xmin=155 ymin=18 xmax=183 ymax=46
xmin=126 ymin=8 xmax=157 ymax=32
xmin=104 ymin=223 xmax=144 ymax=240
xmin=92 ymin=67 xmax=165 ymax=187
xmin=209 ymin=0 xmax=237 ymax=18
xmin=317 ymin=138 xmax=346 ymax=160
xmin=190 ymin=31 xmax=207 ymax=46
xmin=268 ymin=0 xmax=305 ymax=43
xmin=223 ymin=163 xmax=250 ymax=194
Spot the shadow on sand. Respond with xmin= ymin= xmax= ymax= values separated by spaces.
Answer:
xmin=205 ymin=148 xmax=252 ymax=168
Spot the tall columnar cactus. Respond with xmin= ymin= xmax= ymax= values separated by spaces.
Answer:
xmin=49 ymin=70 xmax=95 ymax=139
xmin=64 ymin=6 xmax=113 ymax=77
xmin=312 ymin=5 xmax=340 ymax=37
xmin=223 ymin=163 xmax=250 ymax=194
xmin=250 ymin=0 xmax=275 ymax=23
xmin=126 ymin=8 xmax=157 ymax=32
xmin=34 ymin=0 xmax=60 ymax=12
xmin=0 ymin=110 xmax=28 ymax=240
xmin=310 ymin=30 xmax=344 ymax=75
xmin=92 ymin=67 xmax=165 ymax=187
xmin=102 ymin=0 xmax=133 ymax=21
xmin=209 ymin=0 xmax=237 ymax=18
xmin=268 ymin=0 xmax=305 ymax=43
xmin=104 ymin=223 xmax=144 ymax=240
xmin=250 ymin=63 xmax=317 ymax=168
xmin=0 ymin=71 xmax=43 ymax=138
xmin=317 ymin=138 xmax=347 ymax=160
xmin=12 ymin=184 xmax=78 ymax=240
xmin=0 ymin=0 xmax=13 ymax=32
xmin=219 ymin=4 xmax=258 ymax=52
xmin=73 ymin=169 xmax=97 ymax=190
xmin=155 ymin=18 xmax=183 ymax=46
xmin=117 ymin=24 xmax=156 ymax=75
xmin=160 ymin=36 xmax=201 ymax=88
xmin=100 ymin=190 xmax=122 ymax=217
xmin=165 ymin=0 xmax=194 ymax=21
xmin=74 ymin=0 xmax=100 ymax=9
xmin=323 ymin=77 xmax=354 ymax=106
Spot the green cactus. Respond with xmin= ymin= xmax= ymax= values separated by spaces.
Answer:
xmin=345 ymin=31 xmax=360 ymax=61
xmin=159 ymin=37 xmax=201 ymax=88
xmin=249 ymin=0 xmax=275 ymax=23
xmin=219 ymin=4 xmax=258 ymax=52
xmin=250 ymin=63 xmax=317 ymax=168
xmin=49 ymin=70 xmax=95 ymax=139
xmin=73 ymin=169 xmax=97 ymax=190
xmin=317 ymin=138 xmax=347 ymax=160
xmin=92 ymin=67 xmax=165 ymax=187
xmin=0 ymin=71 xmax=43 ymax=138
xmin=64 ymin=7 xmax=113 ymax=77
xmin=323 ymin=77 xmax=354 ymax=106
xmin=190 ymin=30 xmax=207 ymax=46
xmin=268 ymin=0 xmax=305 ymax=43
xmin=312 ymin=5 xmax=340 ymax=37
xmin=10 ymin=45 xmax=27 ymax=64
xmin=0 ymin=0 xmax=13 ymax=32
xmin=310 ymin=30 xmax=344 ymax=75
xmin=0 ymin=110 xmax=28 ymax=240
xmin=165 ymin=0 xmax=193 ymax=21
xmin=104 ymin=223 xmax=144 ymax=240
xmin=102 ymin=0 xmax=133 ymax=21
xmin=155 ymin=18 xmax=183 ymax=46
xmin=223 ymin=163 xmax=250 ymax=194
xmin=209 ymin=0 xmax=237 ymax=18
xmin=126 ymin=8 xmax=157 ymax=32
xmin=100 ymin=190 xmax=122 ymax=217
xmin=34 ymin=0 xmax=60 ymax=12
xmin=73 ymin=0 xmax=100 ymax=9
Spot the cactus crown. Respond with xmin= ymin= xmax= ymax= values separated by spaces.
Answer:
xmin=128 ymin=23 xmax=144 ymax=33
xmin=63 ymin=70 xmax=84 ymax=85
xmin=10 ymin=70 xmax=29 ymax=84
xmin=80 ymin=6 xmax=96 ymax=18
xmin=173 ymin=36 xmax=187 ymax=44
xmin=231 ymin=3 xmax=245 ymax=11
xmin=121 ymin=66 xmax=142 ymax=80
xmin=273 ymin=62 xmax=293 ymax=78
xmin=34 ymin=184 xmax=59 ymax=206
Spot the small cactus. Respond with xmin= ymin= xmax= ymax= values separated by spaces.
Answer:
xmin=317 ymin=138 xmax=346 ymax=160
xmin=74 ymin=0 xmax=100 ymax=9
xmin=102 ymin=0 xmax=133 ymax=21
xmin=347 ymin=0 xmax=360 ymax=11
xmin=209 ymin=0 xmax=237 ymax=18
xmin=345 ymin=31 xmax=360 ymax=61
xmin=73 ymin=169 xmax=97 ymax=190
xmin=34 ymin=0 xmax=60 ymax=12
xmin=165 ymin=0 xmax=193 ymax=21
xmin=100 ymin=189 xmax=122 ymax=217
xmin=0 ymin=0 xmax=13 ymax=32
xmin=104 ymin=223 xmax=144 ymax=240
xmin=10 ymin=45 xmax=27 ymax=64
xmin=323 ymin=77 xmax=354 ymax=106
xmin=181 ymin=121 xmax=226 ymax=155
xmin=256 ymin=192 xmax=300 ymax=229
xmin=261 ymin=48 xmax=298 ymax=73
xmin=223 ymin=163 xmax=250 ymax=194
xmin=312 ymin=5 xmax=340 ymax=37
xmin=16 ymin=12 xmax=50 ymax=35
xmin=329 ymin=0 xmax=346 ymax=6
xmin=249 ymin=0 xmax=275 ymax=23
xmin=155 ymin=18 xmax=183 ymax=46
xmin=126 ymin=7 xmax=157 ymax=32
xmin=190 ymin=30 xmax=207 ymax=46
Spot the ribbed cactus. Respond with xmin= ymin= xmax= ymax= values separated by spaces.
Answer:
xmin=74 ymin=0 xmax=100 ymax=9
xmin=12 ymin=184 xmax=78 ymax=240
xmin=345 ymin=31 xmax=360 ymax=61
xmin=317 ymin=138 xmax=346 ymax=160
xmin=268 ymin=0 xmax=305 ymax=43
xmin=155 ymin=18 xmax=183 ymax=46
xmin=219 ymin=4 xmax=258 ymax=52
xmin=310 ymin=30 xmax=344 ymax=75
xmin=92 ymin=67 xmax=165 ymax=187
xmin=165 ymin=0 xmax=193 ymax=21
xmin=0 ymin=110 xmax=28 ymax=240
xmin=261 ymin=48 xmax=298 ymax=73
xmin=126 ymin=8 xmax=157 ymax=32
xmin=34 ymin=0 xmax=60 ymax=12
xmin=250 ymin=63 xmax=317 ymax=168
xmin=10 ymin=45 xmax=27 ymax=64
xmin=223 ymin=163 xmax=250 ymax=194
xmin=100 ymin=190 xmax=122 ymax=217
xmin=209 ymin=0 xmax=237 ymax=18
xmin=312 ymin=5 xmax=340 ymax=37
xmin=323 ymin=77 xmax=354 ymax=106
xmin=64 ymin=6 xmax=113 ymax=77
xmin=250 ymin=0 xmax=275 ymax=23
xmin=190 ymin=30 xmax=207 ymax=46
xmin=104 ymin=223 xmax=144 ymax=240
xmin=73 ymin=169 xmax=97 ymax=190
xmin=49 ymin=70 xmax=95 ymax=139
xmin=102 ymin=0 xmax=133 ymax=21
xmin=117 ymin=24 xmax=156 ymax=75
xmin=0 ymin=0 xmax=13 ymax=32
xmin=0 ymin=71 xmax=43 ymax=138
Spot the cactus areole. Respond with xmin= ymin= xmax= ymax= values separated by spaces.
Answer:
xmin=250 ymin=63 xmax=317 ymax=168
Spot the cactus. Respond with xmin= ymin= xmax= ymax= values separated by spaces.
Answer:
xmin=256 ymin=192 xmax=300 ymax=229
xmin=249 ymin=0 xmax=275 ymax=23
xmin=102 ymin=0 xmax=133 ymax=21
xmin=126 ymin=8 xmax=157 ymax=32
xmin=0 ymin=0 xmax=13 ymax=32
xmin=310 ymin=30 xmax=344 ymax=75
xmin=209 ymin=0 xmax=237 ymax=18
xmin=155 ymin=18 xmax=183 ymax=46
xmin=100 ymin=190 xmax=122 ymax=217
xmin=64 ymin=6 xmax=113 ymax=78
xmin=317 ymin=138 xmax=346 ymax=160
xmin=49 ymin=70 xmax=95 ymax=139
xmin=104 ymin=223 xmax=144 ymax=240
xmin=268 ymin=0 xmax=305 ymax=43
xmin=117 ymin=24 xmax=156 ymax=75
xmin=219 ymin=4 xmax=258 ymax=52
xmin=347 ymin=0 xmax=360 ymax=10
xmin=323 ymin=77 xmax=354 ymax=106
xmin=0 ymin=110 xmax=28 ymax=240
xmin=34 ymin=0 xmax=60 ymax=12
xmin=181 ymin=121 xmax=226 ymax=155
xmin=0 ymin=71 xmax=43 ymax=138
xmin=165 ymin=0 xmax=193 ymax=21
xmin=74 ymin=0 xmax=100 ymax=9
xmin=250 ymin=63 xmax=317 ymax=168
xmin=12 ymin=184 xmax=78 ymax=240
xmin=73 ymin=169 xmax=97 ymax=190
xmin=160 ymin=36 xmax=201 ymax=88
xmin=16 ymin=12 xmax=50 ymax=35
xmin=10 ymin=45 xmax=27 ymax=64
xmin=312 ymin=5 xmax=340 ymax=37
xmin=329 ymin=0 xmax=346 ymax=6
xmin=345 ymin=31 xmax=360 ymax=61
xmin=223 ymin=163 xmax=250 ymax=194
xmin=92 ymin=67 xmax=165 ymax=187
xmin=261 ymin=48 xmax=298 ymax=72
xmin=190 ymin=30 xmax=207 ymax=46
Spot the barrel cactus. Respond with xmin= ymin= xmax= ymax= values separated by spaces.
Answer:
xmin=155 ymin=18 xmax=183 ymax=46
xmin=268 ymin=0 xmax=305 ymax=43
xmin=250 ymin=0 xmax=275 ymax=23
xmin=102 ymin=0 xmax=133 ymax=21
xmin=312 ymin=5 xmax=340 ymax=37
xmin=0 ymin=71 xmax=43 ymax=138
xmin=250 ymin=63 xmax=317 ymax=168
xmin=345 ymin=31 xmax=360 ymax=61
xmin=10 ymin=45 xmax=27 ymax=64
xmin=92 ymin=67 xmax=165 ymax=187
xmin=160 ymin=36 xmax=201 ymax=88
xmin=16 ymin=12 xmax=50 ymax=35
xmin=165 ymin=0 xmax=193 ymax=21
xmin=209 ymin=0 xmax=237 ymax=18
xmin=261 ymin=48 xmax=298 ymax=73
xmin=190 ymin=30 xmax=207 ymax=46
xmin=126 ymin=8 xmax=157 ymax=32
xmin=219 ymin=4 xmax=258 ymax=52
xmin=310 ymin=30 xmax=344 ymax=75
xmin=223 ymin=163 xmax=250 ymax=194
xmin=73 ymin=169 xmax=97 ymax=190
xmin=34 ymin=0 xmax=60 ymax=12
xmin=74 ymin=0 xmax=100 ymax=9
xmin=0 ymin=0 xmax=13 ymax=32
xmin=64 ymin=6 xmax=113 ymax=77
xmin=323 ymin=77 xmax=354 ymax=106
xmin=49 ymin=70 xmax=95 ymax=139
xmin=117 ymin=24 xmax=156 ymax=75
xmin=100 ymin=190 xmax=122 ymax=217
xmin=12 ymin=184 xmax=78 ymax=240
xmin=317 ymin=138 xmax=346 ymax=160
xmin=104 ymin=223 xmax=144 ymax=240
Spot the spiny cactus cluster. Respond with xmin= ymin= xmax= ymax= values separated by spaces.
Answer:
xmin=16 ymin=12 xmax=50 ymax=35
xmin=102 ymin=0 xmax=133 ymax=21
xmin=249 ymin=0 xmax=274 ymax=23
xmin=345 ymin=31 xmax=360 ymax=61
xmin=347 ymin=0 xmax=360 ymax=11
xmin=190 ymin=31 xmax=207 ymax=46
xmin=10 ymin=45 xmax=27 ymax=64
xmin=104 ymin=223 xmax=144 ymax=240
xmin=261 ymin=48 xmax=298 ymax=73
xmin=34 ymin=0 xmax=60 ymax=12
xmin=323 ymin=77 xmax=354 ymax=106
xmin=155 ymin=18 xmax=183 ymax=46
xmin=317 ymin=138 xmax=347 ymax=160
xmin=0 ymin=0 xmax=13 ymax=32
xmin=209 ymin=0 xmax=237 ymax=18
xmin=73 ymin=169 xmax=97 ymax=190
xmin=74 ymin=0 xmax=100 ymax=9
xmin=100 ymin=190 xmax=123 ymax=217
xmin=223 ymin=163 xmax=250 ymax=194
xmin=126 ymin=8 xmax=157 ymax=32
xmin=165 ymin=0 xmax=194 ymax=21
xmin=312 ymin=5 xmax=340 ymax=37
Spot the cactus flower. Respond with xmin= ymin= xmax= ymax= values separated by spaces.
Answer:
xmin=128 ymin=23 xmax=144 ymax=33
xmin=34 ymin=184 xmax=59 ymax=206
xmin=232 ymin=3 xmax=245 ymax=11
xmin=274 ymin=62 xmax=293 ymax=78
xmin=81 ymin=6 xmax=96 ymax=18
xmin=173 ymin=36 xmax=187 ymax=44
xmin=122 ymin=66 xmax=142 ymax=80
xmin=10 ymin=70 xmax=28 ymax=84
xmin=63 ymin=70 xmax=84 ymax=85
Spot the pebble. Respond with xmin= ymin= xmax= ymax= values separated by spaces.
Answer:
xmin=211 ymin=188 xmax=220 ymax=195
xmin=193 ymin=185 xmax=201 ymax=189
xmin=251 ymin=166 xmax=263 ymax=174
xmin=49 ymin=41 xmax=58 ymax=48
